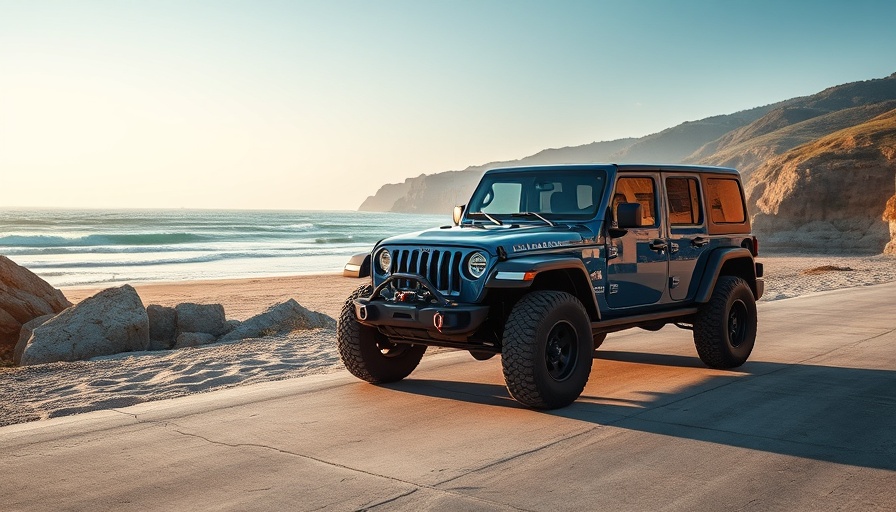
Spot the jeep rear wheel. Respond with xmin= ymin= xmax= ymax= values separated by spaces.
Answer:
xmin=502 ymin=291 xmax=593 ymax=409
xmin=337 ymin=284 xmax=426 ymax=383
xmin=693 ymin=276 xmax=757 ymax=369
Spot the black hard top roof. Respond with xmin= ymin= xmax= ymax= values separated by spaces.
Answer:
xmin=484 ymin=163 xmax=740 ymax=176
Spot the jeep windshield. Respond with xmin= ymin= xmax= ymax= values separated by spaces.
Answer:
xmin=466 ymin=170 xmax=607 ymax=223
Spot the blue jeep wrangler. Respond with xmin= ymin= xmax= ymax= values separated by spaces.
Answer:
xmin=337 ymin=164 xmax=763 ymax=409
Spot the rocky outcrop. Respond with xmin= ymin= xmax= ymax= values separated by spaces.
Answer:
xmin=20 ymin=285 xmax=150 ymax=365
xmin=884 ymin=194 xmax=896 ymax=255
xmin=219 ymin=299 xmax=335 ymax=342
xmin=696 ymin=101 xmax=896 ymax=181
xmin=358 ymin=181 xmax=414 ymax=212
xmin=746 ymin=109 xmax=896 ymax=253
xmin=0 ymin=256 xmax=72 ymax=360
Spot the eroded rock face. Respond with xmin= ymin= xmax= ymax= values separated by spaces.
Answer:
xmin=219 ymin=299 xmax=334 ymax=342
xmin=746 ymin=110 xmax=896 ymax=254
xmin=884 ymin=194 xmax=896 ymax=255
xmin=20 ymin=285 xmax=149 ymax=365
xmin=0 ymin=256 xmax=71 ymax=360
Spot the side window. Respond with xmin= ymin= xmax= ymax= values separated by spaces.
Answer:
xmin=705 ymin=178 xmax=746 ymax=223
xmin=666 ymin=177 xmax=703 ymax=226
xmin=614 ymin=177 xmax=657 ymax=227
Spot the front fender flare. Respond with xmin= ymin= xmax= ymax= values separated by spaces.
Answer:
xmin=485 ymin=256 xmax=600 ymax=320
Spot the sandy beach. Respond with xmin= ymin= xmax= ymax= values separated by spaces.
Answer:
xmin=1 ymin=254 xmax=894 ymax=427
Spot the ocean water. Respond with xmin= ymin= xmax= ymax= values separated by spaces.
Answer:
xmin=0 ymin=209 xmax=448 ymax=287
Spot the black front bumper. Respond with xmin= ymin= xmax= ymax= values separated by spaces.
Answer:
xmin=354 ymin=272 xmax=490 ymax=336
xmin=354 ymin=298 xmax=489 ymax=335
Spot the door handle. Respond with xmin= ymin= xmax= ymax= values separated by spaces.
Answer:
xmin=649 ymin=239 xmax=667 ymax=252
xmin=691 ymin=236 xmax=709 ymax=248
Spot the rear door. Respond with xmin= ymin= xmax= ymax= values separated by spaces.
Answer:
xmin=664 ymin=173 xmax=709 ymax=301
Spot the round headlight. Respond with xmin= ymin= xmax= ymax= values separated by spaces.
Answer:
xmin=467 ymin=251 xmax=487 ymax=279
xmin=377 ymin=249 xmax=392 ymax=274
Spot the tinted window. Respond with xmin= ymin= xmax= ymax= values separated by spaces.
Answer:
xmin=614 ymin=177 xmax=657 ymax=227
xmin=481 ymin=183 xmax=522 ymax=214
xmin=468 ymin=170 xmax=606 ymax=220
xmin=706 ymin=178 xmax=746 ymax=223
xmin=666 ymin=177 xmax=703 ymax=226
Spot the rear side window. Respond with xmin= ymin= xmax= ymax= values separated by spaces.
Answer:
xmin=705 ymin=178 xmax=746 ymax=224
xmin=666 ymin=177 xmax=703 ymax=225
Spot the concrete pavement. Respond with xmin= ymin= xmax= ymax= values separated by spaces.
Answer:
xmin=2 ymin=282 xmax=895 ymax=511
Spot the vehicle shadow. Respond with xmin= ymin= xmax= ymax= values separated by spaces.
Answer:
xmin=384 ymin=350 xmax=896 ymax=471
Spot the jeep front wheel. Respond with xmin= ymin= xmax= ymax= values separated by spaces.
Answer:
xmin=693 ymin=276 xmax=757 ymax=369
xmin=502 ymin=291 xmax=593 ymax=409
xmin=337 ymin=284 xmax=426 ymax=383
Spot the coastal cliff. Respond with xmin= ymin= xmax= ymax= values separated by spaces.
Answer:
xmin=745 ymin=109 xmax=896 ymax=253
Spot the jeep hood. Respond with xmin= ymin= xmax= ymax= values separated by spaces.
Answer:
xmin=377 ymin=224 xmax=599 ymax=256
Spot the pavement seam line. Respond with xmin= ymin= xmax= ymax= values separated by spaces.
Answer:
xmin=357 ymin=488 xmax=419 ymax=511
xmin=126 ymin=416 xmax=534 ymax=512
xmin=432 ymin=425 xmax=602 ymax=488
xmin=796 ymin=326 xmax=896 ymax=365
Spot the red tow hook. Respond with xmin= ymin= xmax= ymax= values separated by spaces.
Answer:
xmin=433 ymin=311 xmax=444 ymax=332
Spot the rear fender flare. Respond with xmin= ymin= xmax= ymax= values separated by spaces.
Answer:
xmin=694 ymin=248 xmax=759 ymax=302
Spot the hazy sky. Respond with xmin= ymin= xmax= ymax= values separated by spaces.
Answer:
xmin=2 ymin=0 xmax=895 ymax=211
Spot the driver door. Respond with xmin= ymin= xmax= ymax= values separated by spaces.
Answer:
xmin=606 ymin=174 xmax=669 ymax=309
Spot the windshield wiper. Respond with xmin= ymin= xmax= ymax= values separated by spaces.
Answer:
xmin=467 ymin=211 xmax=504 ymax=226
xmin=511 ymin=212 xmax=555 ymax=227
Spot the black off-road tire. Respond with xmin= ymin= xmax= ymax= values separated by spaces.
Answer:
xmin=337 ymin=284 xmax=426 ymax=383
xmin=593 ymin=332 xmax=607 ymax=350
xmin=693 ymin=276 xmax=757 ymax=369
xmin=502 ymin=291 xmax=593 ymax=409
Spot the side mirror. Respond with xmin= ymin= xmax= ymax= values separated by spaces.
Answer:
xmin=453 ymin=205 xmax=466 ymax=226
xmin=616 ymin=202 xmax=642 ymax=229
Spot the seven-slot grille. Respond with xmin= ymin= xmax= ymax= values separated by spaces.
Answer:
xmin=390 ymin=248 xmax=464 ymax=296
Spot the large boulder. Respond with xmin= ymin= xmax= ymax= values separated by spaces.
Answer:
xmin=219 ymin=299 xmax=335 ymax=342
xmin=175 ymin=303 xmax=229 ymax=337
xmin=20 ymin=285 xmax=150 ymax=365
xmin=0 ymin=256 xmax=71 ymax=360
